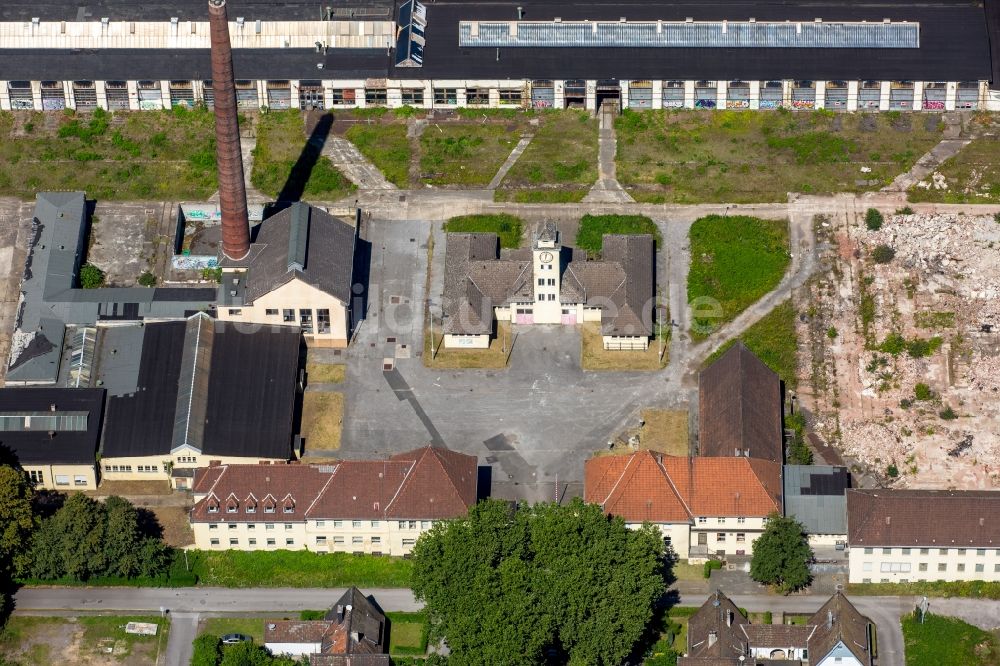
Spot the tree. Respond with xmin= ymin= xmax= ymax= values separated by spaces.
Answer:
xmin=412 ymin=498 xmax=666 ymax=666
xmin=78 ymin=263 xmax=106 ymax=289
xmin=191 ymin=634 xmax=222 ymax=666
xmin=0 ymin=465 xmax=36 ymax=578
xmin=865 ymin=208 xmax=883 ymax=231
xmin=750 ymin=513 xmax=813 ymax=594
xmin=29 ymin=493 xmax=107 ymax=580
xmin=219 ymin=641 xmax=299 ymax=666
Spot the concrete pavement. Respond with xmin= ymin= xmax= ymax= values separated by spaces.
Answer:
xmin=165 ymin=612 xmax=199 ymax=666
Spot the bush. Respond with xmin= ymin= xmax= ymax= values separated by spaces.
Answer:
xmin=826 ymin=326 xmax=838 ymax=340
xmin=939 ymin=406 xmax=958 ymax=420
xmin=78 ymin=263 xmax=106 ymax=289
xmin=703 ymin=560 xmax=723 ymax=578
xmin=900 ymin=398 xmax=913 ymax=409
xmin=763 ymin=611 xmax=773 ymax=624
xmin=191 ymin=634 xmax=221 ymax=666
xmin=914 ymin=383 xmax=933 ymax=401
xmin=300 ymin=610 xmax=326 ymax=620
xmin=895 ymin=206 xmax=915 ymax=215
xmin=886 ymin=463 xmax=899 ymax=478
xmin=871 ymin=245 xmax=895 ymax=264
xmin=137 ymin=271 xmax=157 ymax=287
xmin=865 ymin=208 xmax=884 ymax=230
xmin=443 ymin=214 xmax=524 ymax=249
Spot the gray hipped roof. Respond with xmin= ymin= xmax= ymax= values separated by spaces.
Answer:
xmin=220 ymin=202 xmax=357 ymax=305
xmin=442 ymin=232 xmax=531 ymax=335
xmin=8 ymin=192 xmax=215 ymax=384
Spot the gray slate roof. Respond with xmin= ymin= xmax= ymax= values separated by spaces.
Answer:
xmin=220 ymin=202 xmax=357 ymax=305
xmin=783 ymin=464 xmax=849 ymax=535
xmin=442 ymin=232 xmax=531 ymax=335
xmin=8 ymin=192 xmax=214 ymax=384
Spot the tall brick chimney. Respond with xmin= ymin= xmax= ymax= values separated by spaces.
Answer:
xmin=208 ymin=0 xmax=251 ymax=261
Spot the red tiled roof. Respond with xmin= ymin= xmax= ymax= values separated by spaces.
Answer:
xmin=265 ymin=620 xmax=338 ymax=645
xmin=584 ymin=452 xmax=782 ymax=523
xmin=190 ymin=446 xmax=477 ymax=523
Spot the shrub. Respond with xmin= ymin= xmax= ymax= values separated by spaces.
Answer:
xmin=703 ymin=560 xmax=723 ymax=578
xmin=865 ymin=208 xmax=884 ymax=231
xmin=871 ymin=245 xmax=895 ymax=264
xmin=763 ymin=611 xmax=773 ymax=624
xmin=826 ymin=326 xmax=838 ymax=340
xmin=895 ymin=206 xmax=915 ymax=215
xmin=914 ymin=383 xmax=933 ymax=401
xmin=900 ymin=398 xmax=913 ymax=409
xmin=939 ymin=406 xmax=958 ymax=420
xmin=137 ymin=271 xmax=157 ymax=287
xmin=906 ymin=336 xmax=943 ymax=358
xmin=190 ymin=634 xmax=221 ymax=666
xmin=994 ymin=213 xmax=1000 ymax=224
xmin=300 ymin=610 xmax=326 ymax=620
xmin=78 ymin=263 xmax=106 ymax=289
xmin=886 ymin=463 xmax=899 ymax=478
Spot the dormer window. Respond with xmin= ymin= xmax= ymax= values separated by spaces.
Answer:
xmin=283 ymin=504 xmax=294 ymax=514
xmin=226 ymin=503 xmax=238 ymax=513
xmin=264 ymin=504 xmax=275 ymax=514
xmin=282 ymin=495 xmax=295 ymax=513
xmin=207 ymin=502 xmax=219 ymax=513
xmin=246 ymin=503 xmax=257 ymax=514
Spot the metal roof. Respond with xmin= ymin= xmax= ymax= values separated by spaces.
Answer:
xmin=0 ymin=411 xmax=88 ymax=432
xmin=170 ymin=312 xmax=214 ymax=454
xmin=783 ymin=464 xmax=849 ymax=535
xmin=460 ymin=20 xmax=920 ymax=49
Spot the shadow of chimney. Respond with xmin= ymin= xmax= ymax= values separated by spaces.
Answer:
xmin=274 ymin=111 xmax=334 ymax=205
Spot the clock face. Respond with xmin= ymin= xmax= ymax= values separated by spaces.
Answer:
xmin=539 ymin=251 xmax=553 ymax=263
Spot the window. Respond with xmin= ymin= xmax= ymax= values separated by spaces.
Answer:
xmin=74 ymin=475 xmax=88 ymax=486
xmin=352 ymin=520 xmax=362 ymax=528
xmin=246 ymin=505 xmax=255 ymax=514
xmin=736 ymin=533 xmax=745 ymax=542
xmin=920 ymin=548 xmax=929 ymax=555
xmin=976 ymin=564 xmax=984 ymax=573
xmin=698 ymin=517 xmax=707 ymax=524
xmin=940 ymin=548 xmax=949 ymax=555
xmin=547 ymin=294 xmax=556 ymax=301
xmin=227 ymin=308 xmax=242 ymax=316
xmin=210 ymin=538 xmax=220 ymax=546
xmin=881 ymin=578 xmax=890 ymax=583
xmin=331 ymin=88 xmax=356 ymax=105
xmin=209 ymin=524 xmax=218 ymax=530
xmin=421 ymin=521 xmax=430 ymax=529
xmin=316 ymin=309 xmax=331 ymax=334
xmin=433 ymin=88 xmax=457 ymax=105
xmin=716 ymin=533 xmax=726 ymax=542
xmin=27 ymin=470 xmax=43 ymax=484
xmin=537 ymin=278 xmax=544 ymax=286
xmin=718 ymin=518 xmax=726 ymax=525
xmin=737 ymin=517 xmax=746 ymax=524
xmin=265 ymin=308 xmax=279 ymax=316
xmin=299 ymin=310 xmax=313 ymax=333
xmin=372 ymin=536 xmax=381 ymax=544
xmin=228 ymin=524 xmax=237 ymax=530
xmin=498 ymin=89 xmax=522 ymax=105
xmin=315 ymin=521 xmax=325 ymax=528
xmin=880 ymin=562 xmax=911 ymax=573
xmin=267 ymin=538 xmax=276 ymax=546
xmin=352 ymin=536 xmax=363 ymax=544
xmin=371 ymin=521 xmax=380 ymax=528
xmin=938 ymin=563 xmax=947 ymax=572
xmin=537 ymin=294 xmax=544 ymax=302
xmin=54 ymin=475 xmax=70 ymax=486
xmin=334 ymin=536 xmax=345 ymax=544
xmin=958 ymin=548 xmax=967 ymax=556
xmin=283 ymin=505 xmax=294 ymax=514
xmin=248 ymin=524 xmax=255 ymax=530
xmin=902 ymin=548 xmax=911 ymax=555
xmin=919 ymin=563 xmax=928 ymax=571
xmin=409 ymin=521 xmax=417 ymax=529
xmin=995 ymin=564 xmax=1000 ymax=573
xmin=862 ymin=562 xmax=873 ymax=572
xmin=284 ymin=524 xmax=293 ymax=530
xmin=264 ymin=505 xmax=275 ymax=514
xmin=177 ymin=456 xmax=197 ymax=464
xmin=401 ymin=88 xmax=424 ymax=105
xmin=882 ymin=548 xmax=892 ymax=555
xmin=208 ymin=504 xmax=219 ymax=513
xmin=957 ymin=563 xmax=966 ymax=572
xmin=864 ymin=548 xmax=873 ymax=555
xmin=978 ymin=549 xmax=986 ymax=556
xmin=248 ymin=538 xmax=256 ymax=546
xmin=265 ymin=523 xmax=274 ymax=530
xmin=229 ymin=538 xmax=238 ymax=546
xmin=547 ymin=279 xmax=555 ymax=286
xmin=227 ymin=505 xmax=237 ymax=514
xmin=283 ymin=309 xmax=295 ymax=323
xmin=466 ymin=88 xmax=489 ymax=105
xmin=863 ymin=578 xmax=871 ymax=584
xmin=316 ymin=536 xmax=327 ymax=545
xmin=365 ymin=88 xmax=387 ymax=106
xmin=286 ymin=538 xmax=294 ymax=546
xmin=402 ymin=538 xmax=416 ymax=547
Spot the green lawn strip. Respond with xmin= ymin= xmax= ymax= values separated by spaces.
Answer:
xmin=419 ymin=123 xmax=523 ymax=186
xmin=848 ymin=580 xmax=1000 ymax=599
xmin=251 ymin=109 xmax=355 ymax=200
xmin=615 ymin=109 xmax=943 ymax=203
xmin=901 ymin=611 xmax=1000 ymax=666
xmin=575 ymin=214 xmax=661 ymax=257
xmin=687 ymin=215 xmax=790 ymax=340
xmin=387 ymin=611 xmax=429 ymax=656
xmin=0 ymin=107 xmax=218 ymax=200
xmin=344 ymin=122 xmax=411 ymax=187
xmin=78 ymin=615 xmax=169 ymax=658
xmin=498 ymin=110 xmax=597 ymax=199
xmin=907 ymin=133 xmax=1000 ymax=204
xmin=443 ymin=214 xmax=524 ymax=248
xmin=200 ymin=617 xmax=267 ymax=643
xmin=702 ymin=299 xmax=798 ymax=390
xmin=189 ymin=550 xmax=413 ymax=587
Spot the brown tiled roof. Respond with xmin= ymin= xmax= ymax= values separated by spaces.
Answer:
xmin=677 ymin=658 xmax=741 ymax=666
xmin=190 ymin=447 xmax=477 ymax=523
xmin=807 ymin=592 xmax=872 ymax=665
xmin=698 ymin=343 xmax=783 ymax=463
xmin=584 ymin=452 xmax=781 ymax=523
xmin=740 ymin=624 xmax=815 ymax=648
xmin=564 ymin=235 xmax=655 ymax=336
xmin=266 ymin=587 xmax=387 ymax=659
xmin=847 ymin=489 xmax=1000 ymax=548
xmin=265 ymin=620 xmax=336 ymax=645
xmin=687 ymin=590 xmax=749 ymax=660
xmin=310 ymin=656 xmax=390 ymax=666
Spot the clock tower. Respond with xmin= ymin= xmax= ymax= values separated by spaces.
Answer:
xmin=532 ymin=222 xmax=562 ymax=324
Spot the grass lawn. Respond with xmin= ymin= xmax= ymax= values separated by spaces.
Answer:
xmin=420 ymin=122 xmax=524 ymax=186
xmin=0 ymin=108 xmax=218 ymax=200
xmin=497 ymin=110 xmax=598 ymax=202
xmin=902 ymin=611 xmax=1000 ymax=666
xmin=345 ymin=121 xmax=411 ymax=187
xmin=908 ymin=131 xmax=1000 ymax=204
xmin=687 ymin=215 xmax=790 ymax=339
xmin=575 ymin=215 xmax=661 ymax=257
xmin=387 ymin=612 xmax=429 ymax=656
xmin=443 ymin=214 xmax=524 ymax=248
xmin=581 ymin=322 xmax=666 ymax=371
xmin=199 ymin=617 xmax=266 ymax=643
xmin=671 ymin=561 xmax=704 ymax=582
xmin=703 ymin=299 xmax=799 ymax=389
xmin=251 ymin=109 xmax=355 ymax=200
xmin=616 ymin=109 xmax=943 ymax=203
xmin=640 ymin=409 xmax=689 ymax=456
xmin=301 ymin=391 xmax=344 ymax=450
xmin=424 ymin=322 xmax=512 ymax=370
xmin=1 ymin=614 xmax=169 ymax=665
xmin=305 ymin=362 xmax=346 ymax=384
xmin=644 ymin=612 xmax=690 ymax=666
xmin=188 ymin=550 xmax=413 ymax=587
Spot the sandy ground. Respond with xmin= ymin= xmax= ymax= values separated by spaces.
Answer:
xmin=799 ymin=208 xmax=1000 ymax=488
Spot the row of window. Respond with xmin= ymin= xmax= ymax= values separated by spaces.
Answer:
xmin=712 ymin=533 xmax=748 ymax=543
xmin=104 ymin=465 xmax=132 ymax=472
xmin=537 ymin=278 xmax=556 ymax=286
xmin=698 ymin=517 xmax=749 ymax=525
xmin=28 ymin=470 xmax=88 ymax=486
xmin=862 ymin=547 xmax=998 ymax=556
xmin=862 ymin=561 xmax=999 ymax=573
xmin=209 ymin=503 xmax=293 ymax=514
xmin=206 ymin=520 xmax=432 ymax=530
xmin=252 ymin=307 xmax=332 ymax=335
xmin=208 ymin=536 xmax=419 ymax=548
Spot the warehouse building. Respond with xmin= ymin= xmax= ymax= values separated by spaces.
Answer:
xmin=0 ymin=0 xmax=996 ymax=112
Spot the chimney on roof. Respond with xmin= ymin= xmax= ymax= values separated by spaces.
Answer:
xmin=827 ymin=610 xmax=834 ymax=629
xmin=708 ymin=630 xmax=718 ymax=647
xmin=208 ymin=0 xmax=251 ymax=261
xmin=49 ymin=403 xmax=57 ymax=411
xmin=727 ymin=610 xmax=734 ymax=627
xmin=886 ymin=516 xmax=891 ymax=525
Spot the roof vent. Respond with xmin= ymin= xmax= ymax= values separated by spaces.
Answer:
xmin=980 ymin=517 xmax=986 ymax=526
xmin=267 ymin=623 xmax=276 ymax=630
xmin=886 ymin=516 xmax=891 ymax=525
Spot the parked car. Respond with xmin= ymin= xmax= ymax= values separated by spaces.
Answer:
xmin=221 ymin=633 xmax=251 ymax=645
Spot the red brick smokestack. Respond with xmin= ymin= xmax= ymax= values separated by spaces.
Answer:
xmin=208 ymin=0 xmax=251 ymax=261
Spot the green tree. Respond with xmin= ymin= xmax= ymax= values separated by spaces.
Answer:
xmin=78 ymin=263 xmax=106 ymax=289
xmin=0 ymin=465 xmax=36 ymax=578
xmin=28 ymin=494 xmax=106 ymax=581
xmin=749 ymin=513 xmax=813 ymax=594
xmin=191 ymin=634 xmax=222 ymax=666
xmin=103 ymin=496 xmax=150 ymax=578
xmin=219 ymin=641 xmax=299 ymax=666
xmin=412 ymin=498 xmax=666 ymax=666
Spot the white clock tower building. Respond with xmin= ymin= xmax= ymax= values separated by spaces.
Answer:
xmin=532 ymin=222 xmax=562 ymax=324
